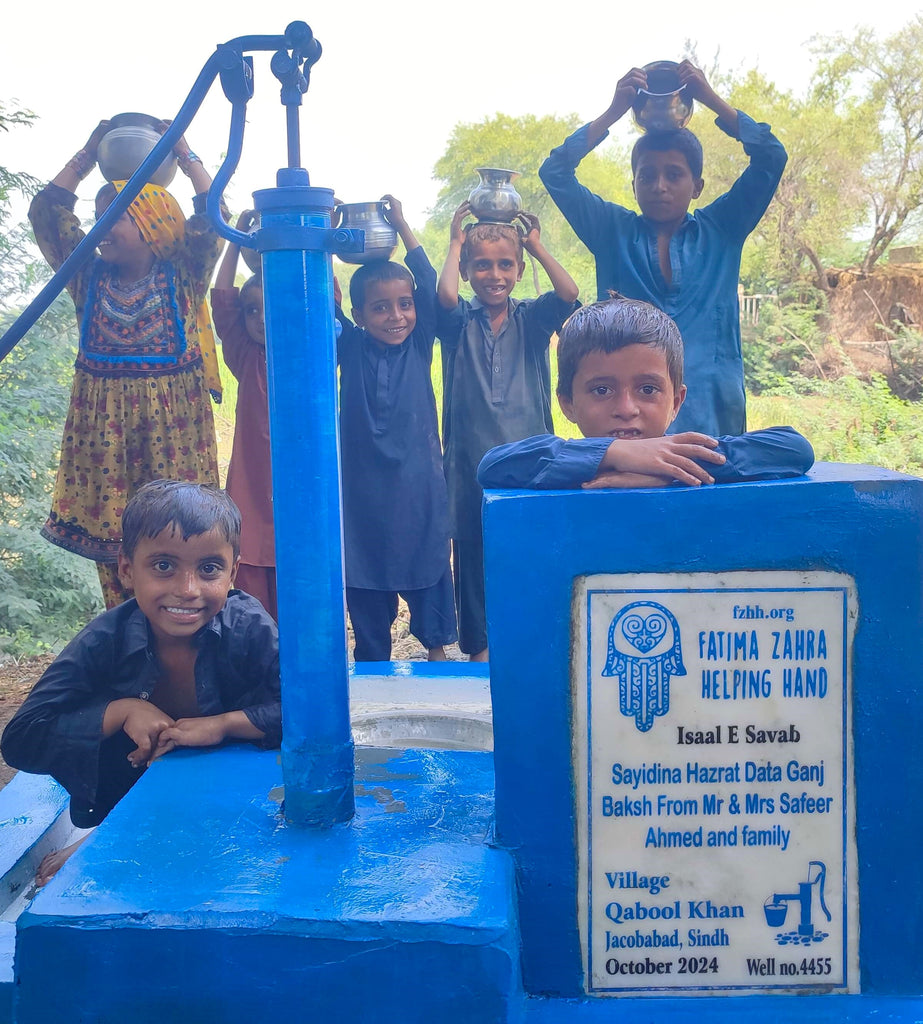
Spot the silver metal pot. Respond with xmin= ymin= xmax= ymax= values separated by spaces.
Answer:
xmin=468 ymin=168 xmax=522 ymax=223
xmin=334 ymin=202 xmax=397 ymax=264
xmin=96 ymin=113 xmax=178 ymax=187
xmin=632 ymin=61 xmax=694 ymax=132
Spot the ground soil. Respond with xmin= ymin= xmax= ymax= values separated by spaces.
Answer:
xmin=0 ymin=606 xmax=465 ymax=790
xmin=817 ymin=262 xmax=923 ymax=383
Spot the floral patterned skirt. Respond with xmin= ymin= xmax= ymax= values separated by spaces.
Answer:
xmin=42 ymin=364 xmax=219 ymax=561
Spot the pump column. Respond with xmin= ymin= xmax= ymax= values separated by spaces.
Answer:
xmin=254 ymin=170 xmax=354 ymax=826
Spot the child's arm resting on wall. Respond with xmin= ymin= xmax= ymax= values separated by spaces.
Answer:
xmin=709 ymin=427 xmax=814 ymax=482
xmin=478 ymin=434 xmax=720 ymax=489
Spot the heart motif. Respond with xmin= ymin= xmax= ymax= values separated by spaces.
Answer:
xmin=621 ymin=612 xmax=668 ymax=654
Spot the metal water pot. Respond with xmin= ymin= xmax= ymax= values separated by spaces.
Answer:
xmin=334 ymin=202 xmax=397 ymax=264
xmin=468 ymin=168 xmax=522 ymax=223
xmin=632 ymin=61 xmax=694 ymax=132
xmin=96 ymin=113 xmax=178 ymax=187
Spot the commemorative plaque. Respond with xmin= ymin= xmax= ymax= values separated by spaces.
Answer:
xmin=573 ymin=570 xmax=859 ymax=996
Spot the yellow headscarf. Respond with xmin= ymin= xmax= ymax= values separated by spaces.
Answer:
xmin=112 ymin=181 xmax=222 ymax=402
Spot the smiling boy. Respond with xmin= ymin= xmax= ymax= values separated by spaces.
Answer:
xmin=437 ymin=206 xmax=579 ymax=660
xmin=336 ymin=196 xmax=456 ymax=662
xmin=477 ymin=296 xmax=813 ymax=490
xmin=1 ymin=480 xmax=281 ymax=882
xmin=539 ymin=61 xmax=787 ymax=438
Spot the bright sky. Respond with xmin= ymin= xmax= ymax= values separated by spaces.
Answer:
xmin=2 ymin=1 xmax=919 ymax=228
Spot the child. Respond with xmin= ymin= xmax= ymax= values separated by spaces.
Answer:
xmin=1 ymin=480 xmax=281 ymax=882
xmin=539 ymin=61 xmax=787 ymax=438
xmin=28 ymin=119 xmax=226 ymax=610
xmin=477 ymin=296 xmax=813 ymax=490
xmin=336 ymin=196 xmax=457 ymax=662
xmin=437 ymin=205 xmax=579 ymax=660
xmin=210 ymin=210 xmax=277 ymax=620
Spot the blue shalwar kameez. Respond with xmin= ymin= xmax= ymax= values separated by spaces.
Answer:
xmin=338 ymin=247 xmax=456 ymax=660
xmin=539 ymin=111 xmax=787 ymax=437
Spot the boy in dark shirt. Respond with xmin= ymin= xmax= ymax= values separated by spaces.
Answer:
xmin=336 ymin=196 xmax=457 ymax=662
xmin=478 ymin=296 xmax=813 ymax=490
xmin=437 ymin=206 xmax=579 ymax=660
xmin=539 ymin=61 xmax=787 ymax=438
xmin=1 ymin=480 xmax=281 ymax=882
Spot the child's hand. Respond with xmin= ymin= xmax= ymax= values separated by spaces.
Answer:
xmin=151 ymin=715 xmax=231 ymax=760
xmin=676 ymin=61 xmax=721 ymax=107
xmin=517 ymin=212 xmax=541 ymax=254
xmin=610 ymin=68 xmax=648 ymax=116
xmin=83 ymin=120 xmax=112 ymax=154
xmin=450 ymin=201 xmax=472 ymax=245
xmin=236 ymin=209 xmax=257 ymax=233
xmin=603 ymin=432 xmax=725 ymax=486
xmin=381 ymin=194 xmax=406 ymax=228
xmin=113 ymin=699 xmax=176 ymax=768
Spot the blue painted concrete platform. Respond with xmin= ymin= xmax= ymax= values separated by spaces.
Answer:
xmin=13 ymin=745 xmax=521 ymax=1023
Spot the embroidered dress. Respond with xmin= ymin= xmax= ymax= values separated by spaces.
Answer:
xmin=29 ymin=184 xmax=222 ymax=564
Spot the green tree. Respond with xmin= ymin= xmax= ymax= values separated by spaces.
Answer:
xmin=813 ymin=16 xmax=923 ymax=273
xmin=690 ymin=69 xmax=874 ymax=294
xmin=0 ymin=103 xmax=102 ymax=656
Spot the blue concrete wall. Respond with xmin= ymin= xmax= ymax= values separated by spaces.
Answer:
xmin=483 ymin=464 xmax=923 ymax=999
xmin=13 ymin=745 xmax=522 ymax=1023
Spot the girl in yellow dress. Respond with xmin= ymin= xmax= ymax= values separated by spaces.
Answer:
xmin=29 ymin=120 xmax=226 ymax=608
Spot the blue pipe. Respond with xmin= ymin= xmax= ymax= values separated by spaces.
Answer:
xmin=255 ymin=173 xmax=355 ymax=826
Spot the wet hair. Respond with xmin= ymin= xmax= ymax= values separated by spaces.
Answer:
xmin=240 ymin=273 xmax=262 ymax=304
xmin=631 ymin=129 xmax=704 ymax=181
xmin=120 ymin=480 xmax=241 ymax=560
xmin=349 ymin=261 xmax=415 ymax=309
xmin=556 ymin=295 xmax=684 ymax=399
xmin=460 ymin=222 xmax=523 ymax=268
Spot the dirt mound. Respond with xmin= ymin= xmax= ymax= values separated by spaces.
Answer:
xmin=825 ymin=264 xmax=923 ymax=377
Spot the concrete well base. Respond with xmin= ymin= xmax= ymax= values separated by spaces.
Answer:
xmin=13 ymin=745 xmax=521 ymax=1023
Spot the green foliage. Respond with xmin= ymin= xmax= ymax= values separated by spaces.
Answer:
xmin=741 ymin=293 xmax=833 ymax=394
xmin=750 ymin=374 xmax=923 ymax=474
xmin=875 ymin=322 xmax=923 ymax=401
xmin=812 ymin=16 xmax=923 ymax=273
xmin=0 ymin=107 xmax=102 ymax=657
xmin=0 ymin=302 xmax=102 ymax=657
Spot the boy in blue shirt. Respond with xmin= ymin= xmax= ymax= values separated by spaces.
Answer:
xmin=539 ymin=61 xmax=787 ymax=438
xmin=478 ymin=296 xmax=813 ymax=490
xmin=336 ymin=196 xmax=457 ymax=662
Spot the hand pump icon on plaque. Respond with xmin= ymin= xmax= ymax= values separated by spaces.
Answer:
xmin=602 ymin=601 xmax=686 ymax=731
xmin=764 ymin=861 xmax=832 ymax=946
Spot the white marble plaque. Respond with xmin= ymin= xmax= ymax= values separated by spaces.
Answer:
xmin=573 ymin=571 xmax=858 ymax=996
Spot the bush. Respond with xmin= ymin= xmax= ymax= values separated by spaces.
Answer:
xmin=0 ymin=299 xmax=102 ymax=657
xmin=749 ymin=373 xmax=923 ymax=474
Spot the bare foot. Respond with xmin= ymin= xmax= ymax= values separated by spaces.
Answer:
xmin=427 ymin=646 xmax=447 ymax=661
xmin=36 ymin=837 xmax=88 ymax=887
xmin=470 ymin=648 xmax=489 ymax=663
